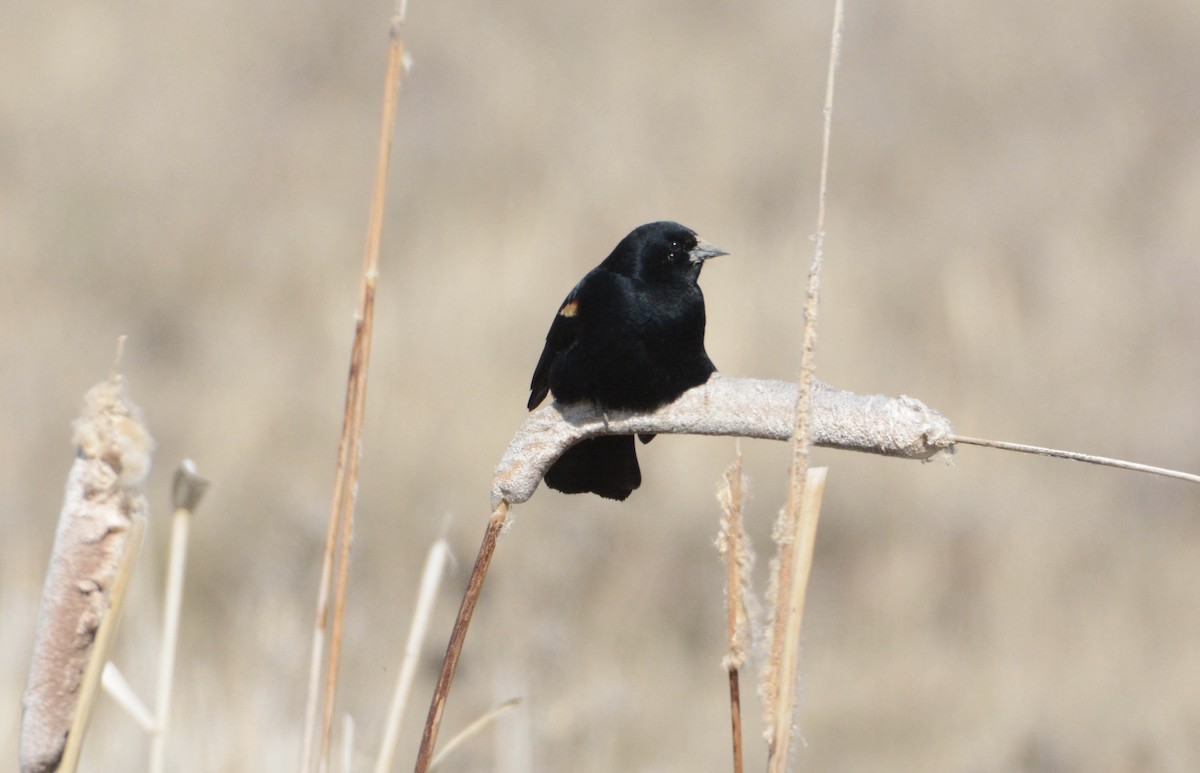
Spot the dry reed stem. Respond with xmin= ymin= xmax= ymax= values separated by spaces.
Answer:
xmin=951 ymin=435 xmax=1200 ymax=485
xmin=20 ymin=372 xmax=154 ymax=773
xmin=766 ymin=468 xmax=827 ymax=770
xmin=375 ymin=539 xmax=451 ymax=773
xmin=717 ymin=449 xmax=753 ymax=672
xmin=323 ymin=286 xmax=376 ymax=767
xmin=415 ymin=503 xmax=510 ymax=773
xmin=428 ymin=698 xmax=521 ymax=771
xmin=716 ymin=450 xmax=752 ymax=773
xmin=341 ymin=714 xmax=356 ymax=773
xmin=101 ymin=663 xmax=155 ymax=733
xmin=300 ymin=2 xmax=411 ymax=771
xmin=727 ymin=672 xmax=744 ymax=773
xmin=763 ymin=2 xmax=843 ymax=768
xmin=149 ymin=460 xmax=209 ymax=773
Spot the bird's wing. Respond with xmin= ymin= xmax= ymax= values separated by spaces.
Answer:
xmin=527 ymin=281 xmax=584 ymax=410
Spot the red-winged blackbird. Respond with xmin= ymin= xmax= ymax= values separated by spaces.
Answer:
xmin=527 ymin=221 xmax=727 ymax=500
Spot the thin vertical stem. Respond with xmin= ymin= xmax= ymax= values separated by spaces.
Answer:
xmin=150 ymin=461 xmax=209 ymax=773
xmin=728 ymin=670 xmax=744 ymax=773
xmin=717 ymin=450 xmax=751 ymax=773
xmin=375 ymin=540 xmax=451 ymax=773
xmin=765 ymin=0 xmax=844 ymax=767
xmin=301 ymin=3 xmax=411 ymax=770
xmin=767 ymin=468 xmax=827 ymax=770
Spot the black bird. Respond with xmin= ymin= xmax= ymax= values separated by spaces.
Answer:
xmin=527 ymin=221 xmax=727 ymax=500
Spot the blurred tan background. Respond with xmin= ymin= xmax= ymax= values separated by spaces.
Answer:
xmin=4 ymin=1 xmax=1200 ymax=770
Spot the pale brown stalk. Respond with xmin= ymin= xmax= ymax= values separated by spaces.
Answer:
xmin=375 ymin=539 xmax=451 ymax=773
xmin=951 ymin=435 xmax=1200 ymax=484
xmin=300 ymin=2 xmax=412 ymax=771
xmin=766 ymin=468 xmax=827 ymax=770
xmin=716 ymin=450 xmax=753 ymax=773
xmin=764 ymin=1 xmax=844 ymax=769
xmin=428 ymin=698 xmax=521 ymax=771
xmin=101 ymin=662 xmax=155 ymax=733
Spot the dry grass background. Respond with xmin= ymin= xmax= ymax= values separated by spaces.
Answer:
xmin=4 ymin=1 xmax=1200 ymax=771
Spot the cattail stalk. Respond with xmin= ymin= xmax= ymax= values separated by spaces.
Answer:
xmin=716 ymin=450 xmax=754 ymax=773
xmin=20 ymin=371 xmax=154 ymax=773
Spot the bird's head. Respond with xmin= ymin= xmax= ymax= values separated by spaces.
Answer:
xmin=604 ymin=221 xmax=728 ymax=283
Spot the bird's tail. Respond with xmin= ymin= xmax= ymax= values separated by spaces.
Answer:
xmin=544 ymin=434 xmax=641 ymax=501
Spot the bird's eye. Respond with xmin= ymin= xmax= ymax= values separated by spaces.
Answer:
xmin=667 ymin=241 xmax=681 ymax=260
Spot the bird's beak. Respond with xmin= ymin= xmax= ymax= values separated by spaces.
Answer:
xmin=688 ymin=238 xmax=729 ymax=264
